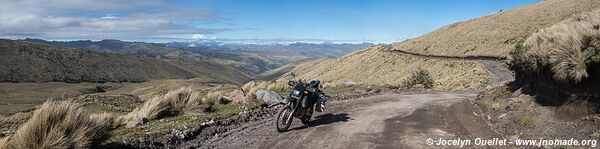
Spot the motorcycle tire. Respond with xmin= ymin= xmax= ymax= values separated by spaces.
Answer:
xmin=275 ymin=105 xmax=293 ymax=132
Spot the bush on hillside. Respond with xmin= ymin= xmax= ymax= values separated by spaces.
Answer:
xmin=1 ymin=101 xmax=112 ymax=149
xmin=401 ymin=68 xmax=434 ymax=89
xmin=118 ymin=88 xmax=200 ymax=124
xmin=521 ymin=10 xmax=600 ymax=83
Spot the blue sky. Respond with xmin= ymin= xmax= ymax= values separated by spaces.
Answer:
xmin=0 ymin=0 xmax=542 ymax=43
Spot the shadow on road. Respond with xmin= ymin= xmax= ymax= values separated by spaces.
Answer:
xmin=289 ymin=113 xmax=351 ymax=131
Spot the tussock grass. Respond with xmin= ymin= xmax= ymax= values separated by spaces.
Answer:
xmin=401 ymin=68 xmax=435 ymax=89
xmin=118 ymin=88 xmax=200 ymax=124
xmin=202 ymin=84 xmax=241 ymax=105
xmin=522 ymin=9 xmax=600 ymax=82
xmin=0 ymin=138 xmax=6 ymax=149
xmin=1 ymin=100 xmax=112 ymax=149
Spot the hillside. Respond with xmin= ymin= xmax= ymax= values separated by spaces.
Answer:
xmin=23 ymin=39 xmax=207 ymax=61
xmin=391 ymin=0 xmax=600 ymax=57
xmin=255 ymin=58 xmax=326 ymax=81
xmin=285 ymin=0 xmax=600 ymax=90
xmin=0 ymin=39 xmax=251 ymax=84
xmin=286 ymin=46 xmax=490 ymax=91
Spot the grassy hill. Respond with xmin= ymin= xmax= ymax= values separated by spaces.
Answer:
xmin=0 ymin=39 xmax=251 ymax=84
xmin=284 ymin=0 xmax=600 ymax=91
xmin=23 ymin=39 xmax=208 ymax=61
xmin=391 ymin=0 xmax=600 ymax=57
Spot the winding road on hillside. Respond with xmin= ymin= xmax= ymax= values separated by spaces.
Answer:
xmin=176 ymin=60 xmax=514 ymax=149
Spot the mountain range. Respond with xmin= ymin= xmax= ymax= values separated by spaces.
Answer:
xmin=24 ymin=39 xmax=372 ymax=75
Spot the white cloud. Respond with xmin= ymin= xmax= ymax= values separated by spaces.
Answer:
xmin=191 ymin=34 xmax=217 ymax=40
xmin=192 ymin=34 xmax=206 ymax=40
xmin=100 ymin=16 xmax=118 ymax=20
xmin=0 ymin=0 xmax=227 ymax=41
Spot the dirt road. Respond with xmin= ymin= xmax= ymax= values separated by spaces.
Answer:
xmin=174 ymin=60 xmax=513 ymax=149
xmin=179 ymin=93 xmax=500 ymax=149
xmin=482 ymin=60 xmax=514 ymax=88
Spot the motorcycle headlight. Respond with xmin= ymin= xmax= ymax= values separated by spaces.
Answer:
xmin=293 ymin=90 xmax=301 ymax=97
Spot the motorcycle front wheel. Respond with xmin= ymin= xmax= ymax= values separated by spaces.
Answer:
xmin=275 ymin=105 xmax=293 ymax=132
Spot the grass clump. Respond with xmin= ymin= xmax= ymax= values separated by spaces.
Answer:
xmin=520 ymin=10 xmax=600 ymax=83
xmin=517 ymin=115 xmax=536 ymax=127
xmin=1 ymin=100 xmax=112 ymax=149
xmin=118 ymin=87 xmax=200 ymax=124
xmin=401 ymin=68 xmax=434 ymax=89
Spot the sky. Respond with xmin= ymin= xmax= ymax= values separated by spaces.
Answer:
xmin=0 ymin=0 xmax=543 ymax=44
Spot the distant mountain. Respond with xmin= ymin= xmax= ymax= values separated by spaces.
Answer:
xmin=165 ymin=41 xmax=374 ymax=58
xmin=167 ymin=41 xmax=373 ymax=74
xmin=0 ymin=39 xmax=251 ymax=84
xmin=24 ymin=39 xmax=372 ymax=75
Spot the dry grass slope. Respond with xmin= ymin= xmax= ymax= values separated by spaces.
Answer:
xmin=391 ymin=0 xmax=600 ymax=57
xmin=521 ymin=9 xmax=600 ymax=82
xmin=286 ymin=45 xmax=490 ymax=91
xmin=0 ymin=101 xmax=112 ymax=149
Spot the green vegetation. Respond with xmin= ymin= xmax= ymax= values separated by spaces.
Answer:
xmin=0 ymin=82 xmax=115 ymax=115
xmin=401 ymin=68 xmax=434 ymax=89
xmin=517 ymin=115 xmax=536 ymax=127
xmin=0 ymin=77 xmax=232 ymax=115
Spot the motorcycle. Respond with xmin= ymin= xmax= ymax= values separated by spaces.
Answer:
xmin=275 ymin=80 xmax=326 ymax=132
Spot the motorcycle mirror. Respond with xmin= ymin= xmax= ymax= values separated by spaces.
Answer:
xmin=287 ymin=80 xmax=295 ymax=86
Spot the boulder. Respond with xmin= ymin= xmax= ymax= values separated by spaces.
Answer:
xmin=344 ymin=80 xmax=357 ymax=86
xmin=229 ymin=89 xmax=247 ymax=103
xmin=126 ymin=117 xmax=149 ymax=128
xmin=255 ymin=89 xmax=282 ymax=107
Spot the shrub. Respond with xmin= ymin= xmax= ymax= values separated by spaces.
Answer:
xmin=401 ymin=68 xmax=434 ymax=89
xmin=1 ymin=101 xmax=112 ymax=149
xmin=522 ymin=10 xmax=600 ymax=83
xmin=118 ymin=88 xmax=200 ymax=124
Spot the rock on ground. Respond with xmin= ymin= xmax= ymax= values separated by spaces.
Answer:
xmin=255 ymin=89 xmax=282 ymax=107
xmin=229 ymin=89 xmax=247 ymax=103
xmin=126 ymin=117 xmax=149 ymax=128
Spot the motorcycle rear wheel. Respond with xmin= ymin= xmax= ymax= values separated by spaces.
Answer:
xmin=275 ymin=105 xmax=293 ymax=132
